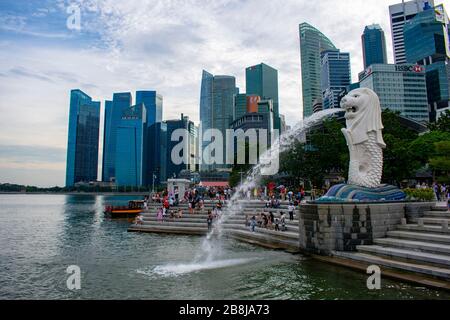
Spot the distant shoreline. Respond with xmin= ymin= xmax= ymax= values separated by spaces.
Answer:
xmin=0 ymin=192 xmax=149 ymax=196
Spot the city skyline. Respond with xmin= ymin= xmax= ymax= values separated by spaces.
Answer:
xmin=0 ymin=0 xmax=444 ymax=187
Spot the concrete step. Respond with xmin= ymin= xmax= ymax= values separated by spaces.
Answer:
xmin=374 ymin=238 xmax=450 ymax=255
xmin=228 ymin=229 xmax=300 ymax=252
xmin=411 ymin=217 xmax=450 ymax=226
xmin=129 ymin=224 xmax=208 ymax=235
xmin=424 ymin=210 xmax=450 ymax=217
xmin=388 ymin=230 xmax=450 ymax=245
xmin=356 ymin=245 xmax=450 ymax=267
xmin=333 ymin=251 xmax=450 ymax=280
xmin=396 ymin=224 xmax=450 ymax=234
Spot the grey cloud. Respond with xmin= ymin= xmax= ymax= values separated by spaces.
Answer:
xmin=0 ymin=145 xmax=66 ymax=164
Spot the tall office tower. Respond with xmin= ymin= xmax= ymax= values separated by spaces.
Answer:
xmin=199 ymin=70 xmax=236 ymax=171
xmin=148 ymin=122 xmax=168 ymax=185
xmin=234 ymin=93 xmax=248 ymax=121
xmin=320 ymin=49 xmax=351 ymax=110
xmin=359 ymin=64 xmax=429 ymax=123
xmin=245 ymin=63 xmax=280 ymax=130
xmin=166 ymin=114 xmax=197 ymax=178
xmin=136 ymin=91 xmax=163 ymax=127
xmin=102 ymin=92 xmax=132 ymax=182
xmin=299 ymin=22 xmax=337 ymax=118
xmin=404 ymin=3 xmax=450 ymax=121
xmin=66 ymin=89 xmax=100 ymax=187
xmin=389 ymin=0 xmax=435 ymax=64
xmin=101 ymin=100 xmax=112 ymax=182
xmin=362 ymin=24 xmax=388 ymax=69
xmin=115 ymin=103 xmax=147 ymax=187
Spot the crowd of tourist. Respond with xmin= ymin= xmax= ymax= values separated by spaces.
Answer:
xmin=246 ymin=211 xmax=289 ymax=233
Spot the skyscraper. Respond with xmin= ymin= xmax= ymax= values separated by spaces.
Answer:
xmin=404 ymin=3 xmax=450 ymax=121
xmin=199 ymin=70 xmax=236 ymax=171
xmin=245 ymin=63 xmax=280 ymax=130
xmin=148 ymin=122 xmax=168 ymax=185
xmin=362 ymin=24 xmax=388 ymax=69
xmin=320 ymin=49 xmax=351 ymax=110
xmin=66 ymin=89 xmax=100 ymax=187
xmin=136 ymin=90 xmax=163 ymax=128
xmin=389 ymin=0 xmax=435 ymax=64
xmin=102 ymin=92 xmax=132 ymax=182
xmin=299 ymin=22 xmax=337 ymax=118
xmin=360 ymin=64 xmax=429 ymax=122
xmin=115 ymin=103 xmax=147 ymax=187
xmin=166 ymin=114 xmax=197 ymax=178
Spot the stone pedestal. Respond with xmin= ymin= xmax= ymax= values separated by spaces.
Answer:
xmin=167 ymin=179 xmax=191 ymax=196
xmin=299 ymin=202 xmax=436 ymax=255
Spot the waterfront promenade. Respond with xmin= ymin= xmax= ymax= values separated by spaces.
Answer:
xmin=129 ymin=199 xmax=450 ymax=291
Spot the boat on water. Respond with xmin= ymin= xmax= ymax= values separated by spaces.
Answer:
xmin=104 ymin=200 xmax=145 ymax=218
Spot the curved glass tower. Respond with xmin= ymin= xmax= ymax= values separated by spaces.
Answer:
xmin=299 ymin=22 xmax=336 ymax=118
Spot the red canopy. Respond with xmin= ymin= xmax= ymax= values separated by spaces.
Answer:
xmin=199 ymin=181 xmax=229 ymax=188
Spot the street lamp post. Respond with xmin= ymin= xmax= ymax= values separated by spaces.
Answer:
xmin=152 ymin=173 xmax=156 ymax=194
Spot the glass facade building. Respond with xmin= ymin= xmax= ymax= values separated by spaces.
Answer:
xmin=166 ymin=115 xmax=197 ymax=179
xmin=136 ymin=91 xmax=163 ymax=128
xmin=320 ymin=49 xmax=351 ymax=110
xmin=234 ymin=93 xmax=248 ymax=121
xmin=245 ymin=63 xmax=280 ymax=130
xmin=360 ymin=64 xmax=429 ymax=123
xmin=148 ymin=122 xmax=168 ymax=185
xmin=389 ymin=0 xmax=434 ymax=64
xmin=362 ymin=24 xmax=388 ymax=69
xmin=102 ymin=92 xmax=132 ymax=182
xmin=299 ymin=22 xmax=337 ymax=118
xmin=66 ymin=89 xmax=100 ymax=187
xmin=404 ymin=4 xmax=450 ymax=121
xmin=199 ymin=70 xmax=236 ymax=171
xmin=115 ymin=103 xmax=147 ymax=187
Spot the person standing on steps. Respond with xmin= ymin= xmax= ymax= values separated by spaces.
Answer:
xmin=288 ymin=203 xmax=295 ymax=221
xmin=207 ymin=210 xmax=213 ymax=232
xmin=250 ymin=216 xmax=257 ymax=233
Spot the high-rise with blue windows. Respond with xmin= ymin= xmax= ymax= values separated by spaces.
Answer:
xmin=404 ymin=3 xmax=450 ymax=121
xmin=320 ymin=49 xmax=351 ymax=110
xmin=200 ymin=70 xmax=236 ymax=171
xmin=102 ymin=92 xmax=132 ymax=182
xmin=148 ymin=122 xmax=168 ymax=185
xmin=362 ymin=24 xmax=388 ymax=69
xmin=66 ymin=89 xmax=100 ymax=187
xmin=115 ymin=103 xmax=147 ymax=187
xmin=299 ymin=23 xmax=337 ymax=117
xmin=136 ymin=91 xmax=163 ymax=128
xmin=245 ymin=63 xmax=280 ymax=130
xmin=166 ymin=114 xmax=197 ymax=179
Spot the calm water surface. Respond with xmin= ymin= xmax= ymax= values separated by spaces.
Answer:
xmin=0 ymin=194 xmax=449 ymax=300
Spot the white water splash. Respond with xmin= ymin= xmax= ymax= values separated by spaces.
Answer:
xmin=138 ymin=258 xmax=259 ymax=278
xmin=197 ymin=109 xmax=342 ymax=261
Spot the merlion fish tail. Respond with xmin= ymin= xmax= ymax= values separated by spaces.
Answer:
xmin=362 ymin=131 xmax=383 ymax=188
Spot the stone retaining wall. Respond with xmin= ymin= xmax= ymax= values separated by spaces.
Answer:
xmin=299 ymin=202 xmax=435 ymax=255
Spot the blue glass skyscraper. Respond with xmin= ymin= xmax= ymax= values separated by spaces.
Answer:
xmin=245 ymin=63 xmax=280 ymax=130
xmin=362 ymin=24 xmax=388 ymax=69
xmin=299 ymin=23 xmax=337 ymax=117
xmin=102 ymin=92 xmax=132 ymax=182
xmin=320 ymin=49 xmax=351 ymax=109
xmin=148 ymin=122 xmax=168 ymax=185
xmin=404 ymin=3 xmax=450 ymax=121
xmin=136 ymin=91 xmax=163 ymax=128
xmin=199 ymin=70 xmax=236 ymax=171
xmin=115 ymin=103 xmax=147 ymax=187
xmin=66 ymin=89 xmax=100 ymax=187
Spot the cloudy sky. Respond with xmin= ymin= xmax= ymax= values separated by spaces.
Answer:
xmin=0 ymin=0 xmax=446 ymax=187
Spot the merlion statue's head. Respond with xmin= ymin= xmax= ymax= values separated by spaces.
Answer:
xmin=340 ymin=88 xmax=386 ymax=147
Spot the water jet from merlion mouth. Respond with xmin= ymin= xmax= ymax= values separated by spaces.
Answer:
xmin=192 ymin=108 xmax=343 ymax=263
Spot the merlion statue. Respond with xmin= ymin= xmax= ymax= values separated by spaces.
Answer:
xmin=340 ymin=88 xmax=385 ymax=188
xmin=319 ymin=88 xmax=406 ymax=202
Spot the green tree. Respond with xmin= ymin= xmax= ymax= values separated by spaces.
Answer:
xmin=429 ymin=110 xmax=450 ymax=133
xmin=430 ymin=141 xmax=450 ymax=183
